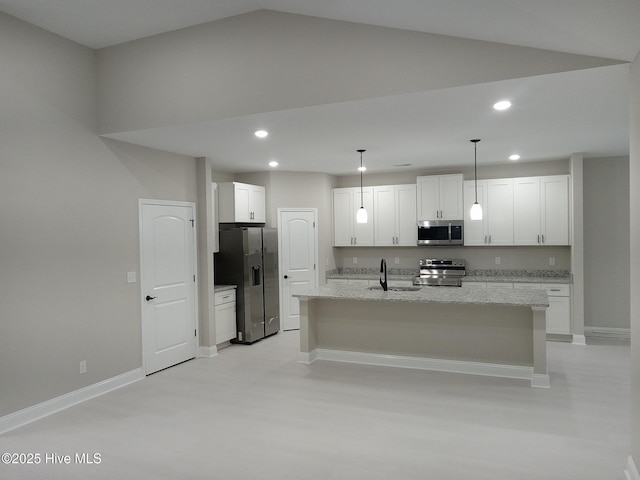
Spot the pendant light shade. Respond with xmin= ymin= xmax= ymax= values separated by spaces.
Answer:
xmin=470 ymin=139 xmax=483 ymax=221
xmin=356 ymin=149 xmax=368 ymax=224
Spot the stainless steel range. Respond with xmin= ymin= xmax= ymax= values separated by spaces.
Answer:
xmin=413 ymin=259 xmax=466 ymax=287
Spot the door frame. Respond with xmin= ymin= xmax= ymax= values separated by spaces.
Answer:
xmin=139 ymin=199 xmax=199 ymax=374
xmin=277 ymin=208 xmax=319 ymax=331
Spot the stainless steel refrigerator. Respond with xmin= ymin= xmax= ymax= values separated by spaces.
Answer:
xmin=214 ymin=227 xmax=279 ymax=344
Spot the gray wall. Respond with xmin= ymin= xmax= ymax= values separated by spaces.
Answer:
xmin=96 ymin=10 xmax=620 ymax=136
xmin=630 ymin=50 xmax=640 ymax=471
xmin=0 ymin=13 xmax=197 ymax=417
xmin=584 ymin=157 xmax=630 ymax=329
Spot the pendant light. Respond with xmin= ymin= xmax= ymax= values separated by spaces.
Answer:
xmin=469 ymin=139 xmax=483 ymax=221
xmin=356 ymin=149 xmax=368 ymax=224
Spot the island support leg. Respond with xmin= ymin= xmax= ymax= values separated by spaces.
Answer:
xmin=531 ymin=306 xmax=550 ymax=388
xmin=298 ymin=297 xmax=317 ymax=364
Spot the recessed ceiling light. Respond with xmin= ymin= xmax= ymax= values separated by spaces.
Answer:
xmin=357 ymin=166 xmax=367 ymax=172
xmin=254 ymin=130 xmax=268 ymax=138
xmin=509 ymin=154 xmax=521 ymax=161
xmin=269 ymin=161 xmax=278 ymax=167
xmin=493 ymin=100 xmax=512 ymax=111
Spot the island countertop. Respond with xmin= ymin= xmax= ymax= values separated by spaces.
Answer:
xmin=295 ymin=283 xmax=549 ymax=308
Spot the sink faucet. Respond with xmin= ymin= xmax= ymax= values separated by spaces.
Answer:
xmin=380 ymin=258 xmax=388 ymax=291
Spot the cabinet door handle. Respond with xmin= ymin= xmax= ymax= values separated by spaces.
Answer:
xmin=542 ymin=234 xmax=545 ymax=244
xmin=489 ymin=235 xmax=492 ymax=244
xmin=537 ymin=234 xmax=540 ymax=244
xmin=484 ymin=235 xmax=487 ymax=244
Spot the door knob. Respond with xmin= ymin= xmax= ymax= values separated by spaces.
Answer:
xmin=283 ymin=275 xmax=289 ymax=279
xmin=145 ymin=295 xmax=157 ymax=301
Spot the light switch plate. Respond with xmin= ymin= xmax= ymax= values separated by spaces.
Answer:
xmin=127 ymin=271 xmax=136 ymax=283
xmin=549 ymin=257 xmax=556 ymax=266
xmin=495 ymin=257 xmax=501 ymax=265
xmin=352 ymin=257 xmax=357 ymax=265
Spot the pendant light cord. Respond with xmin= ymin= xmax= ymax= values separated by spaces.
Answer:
xmin=358 ymin=149 xmax=365 ymax=208
xmin=471 ymin=139 xmax=480 ymax=203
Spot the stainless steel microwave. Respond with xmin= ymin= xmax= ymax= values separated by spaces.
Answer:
xmin=417 ymin=220 xmax=464 ymax=246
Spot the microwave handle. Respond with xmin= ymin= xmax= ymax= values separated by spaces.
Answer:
xmin=448 ymin=223 xmax=452 ymax=242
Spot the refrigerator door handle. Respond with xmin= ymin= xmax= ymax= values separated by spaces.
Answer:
xmin=252 ymin=265 xmax=261 ymax=286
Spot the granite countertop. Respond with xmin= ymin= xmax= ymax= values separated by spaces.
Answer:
xmin=325 ymin=268 xmax=572 ymax=285
xmin=295 ymin=283 xmax=549 ymax=308
xmin=214 ymin=284 xmax=237 ymax=293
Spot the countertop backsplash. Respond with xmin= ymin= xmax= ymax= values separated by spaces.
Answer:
xmin=326 ymin=268 xmax=572 ymax=282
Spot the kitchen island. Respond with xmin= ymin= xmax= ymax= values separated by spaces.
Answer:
xmin=295 ymin=284 xmax=550 ymax=388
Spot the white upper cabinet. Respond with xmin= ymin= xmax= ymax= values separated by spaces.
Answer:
xmin=513 ymin=175 xmax=569 ymax=245
xmin=486 ymin=178 xmax=514 ymax=246
xmin=463 ymin=178 xmax=513 ymax=246
xmin=373 ymin=184 xmax=417 ymax=246
xmin=540 ymin=175 xmax=570 ymax=245
xmin=218 ymin=182 xmax=266 ymax=223
xmin=333 ymin=187 xmax=374 ymax=246
xmin=417 ymin=174 xmax=463 ymax=220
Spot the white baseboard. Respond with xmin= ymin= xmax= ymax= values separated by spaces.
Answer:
xmin=0 ymin=368 xmax=144 ymax=435
xmin=198 ymin=345 xmax=218 ymax=358
xmin=572 ymin=334 xmax=587 ymax=345
xmin=298 ymin=350 xmax=318 ymax=365
xmin=585 ymin=327 xmax=630 ymax=342
xmin=625 ymin=456 xmax=640 ymax=480
xmin=307 ymin=348 xmax=549 ymax=388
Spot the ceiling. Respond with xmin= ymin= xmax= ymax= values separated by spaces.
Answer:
xmin=1 ymin=1 xmax=638 ymax=175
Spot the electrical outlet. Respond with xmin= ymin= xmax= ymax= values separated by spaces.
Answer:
xmin=79 ymin=360 xmax=87 ymax=374
xmin=127 ymin=271 xmax=136 ymax=283
xmin=394 ymin=257 xmax=400 ymax=265
xmin=549 ymin=257 xmax=556 ymax=266
xmin=352 ymin=257 xmax=357 ymax=265
xmin=495 ymin=256 xmax=501 ymax=265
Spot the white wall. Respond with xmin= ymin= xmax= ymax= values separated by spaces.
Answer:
xmin=0 ymin=13 xmax=197 ymax=417
xmin=583 ymin=157 xmax=630 ymax=329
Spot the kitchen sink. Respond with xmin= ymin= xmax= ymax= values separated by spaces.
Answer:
xmin=368 ymin=286 xmax=421 ymax=292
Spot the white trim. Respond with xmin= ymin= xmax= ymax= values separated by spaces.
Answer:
xmin=584 ymin=327 xmax=630 ymax=341
xmin=531 ymin=374 xmax=551 ymax=389
xmin=571 ymin=334 xmax=587 ymax=345
xmin=307 ymin=348 xmax=549 ymax=388
xmin=198 ymin=346 xmax=218 ymax=358
xmin=0 ymin=368 xmax=143 ymax=435
xmin=625 ymin=456 xmax=640 ymax=480
xmin=298 ymin=350 xmax=318 ymax=365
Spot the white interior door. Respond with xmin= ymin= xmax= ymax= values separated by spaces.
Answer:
xmin=140 ymin=201 xmax=197 ymax=374
xmin=278 ymin=209 xmax=318 ymax=331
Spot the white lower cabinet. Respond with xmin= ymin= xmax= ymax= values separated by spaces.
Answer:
xmin=513 ymin=283 xmax=571 ymax=335
xmin=214 ymin=289 xmax=236 ymax=344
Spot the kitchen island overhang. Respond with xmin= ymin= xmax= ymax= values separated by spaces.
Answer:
xmin=295 ymin=284 xmax=550 ymax=388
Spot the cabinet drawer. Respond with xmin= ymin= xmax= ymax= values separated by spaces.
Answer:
xmin=214 ymin=290 xmax=236 ymax=305
xmin=541 ymin=284 xmax=570 ymax=296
